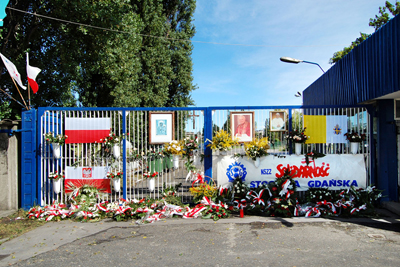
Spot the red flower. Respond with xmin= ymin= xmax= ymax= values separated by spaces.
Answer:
xmin=272 ymin=187 xmax=277 ymax=191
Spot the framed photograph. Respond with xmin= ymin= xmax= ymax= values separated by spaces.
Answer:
xmin=230 ymin=111 xmax=255 ymax=142
xmin=270 ymin=111 xmax=286 ymax=131
xmin=149 ymin=112 xmax=175 ymax=144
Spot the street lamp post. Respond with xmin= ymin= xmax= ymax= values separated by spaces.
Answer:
xmin=280 ymin=57 xmax=325 ymax=73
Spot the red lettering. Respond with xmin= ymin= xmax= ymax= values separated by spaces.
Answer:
xmin=276 ymin=162 xmax=330 ymax=179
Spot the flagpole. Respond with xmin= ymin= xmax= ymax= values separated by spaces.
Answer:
xmin=11 ymin=77 xmax=29 ymax=110
xmin=27 ymin=82 xmax=31 ymax=109
xmin=0 ymin=87 xmax=26 ymax=108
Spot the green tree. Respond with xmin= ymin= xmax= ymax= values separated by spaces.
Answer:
xmin=369 ymin=1 xmax=400 ymax=30
xmin=1 ymin=0 xmax=197 ymax=118
xmin=330 ymin=1 xmax=400 ymax=64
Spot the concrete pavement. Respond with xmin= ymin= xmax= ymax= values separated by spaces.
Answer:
xmin=0 ymin=208 xmax=399 ymax=266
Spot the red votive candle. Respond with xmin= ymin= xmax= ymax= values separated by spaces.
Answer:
xmin=240 ymin=209 xmax=244 ymax=218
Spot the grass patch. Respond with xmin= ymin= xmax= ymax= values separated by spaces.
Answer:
xmin=0 ymin=209 xmax=45 ymax=243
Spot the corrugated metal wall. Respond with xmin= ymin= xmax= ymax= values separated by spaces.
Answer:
xmin=303 ymin=14 xmax=400 ymax=105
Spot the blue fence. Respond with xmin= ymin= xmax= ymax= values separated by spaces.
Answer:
xmin=20 ymin=105 xmax=372 ymax=209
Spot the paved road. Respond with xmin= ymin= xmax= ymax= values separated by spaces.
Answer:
xmin=1 ymin=212 xmax=400 ymax=267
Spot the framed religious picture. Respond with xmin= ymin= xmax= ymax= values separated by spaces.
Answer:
xmin=270 ymin=111 xmax=287 ymax=131
xmin=149 ymin=112 xmax=175 ymax=144
xmin=230 ymin=111 xmax=255 ymax=142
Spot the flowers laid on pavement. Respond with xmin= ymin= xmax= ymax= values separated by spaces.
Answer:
xmin=28 ymin=167 xmax=384 ymax=223
xmin=286 ymin=128 xmax=309 ymax=143
xmin=44 ymin=132 xmax=68 ymax=144
xmin=344 ymin=131 xmax=366 ymax=142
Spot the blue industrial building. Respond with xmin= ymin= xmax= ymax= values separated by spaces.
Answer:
xmin=303 ymin=14 xmax=400 ymax=202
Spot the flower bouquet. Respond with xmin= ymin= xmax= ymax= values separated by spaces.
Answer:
xmin=44 ymin=132 xmax=68 ymax=159
xmin=164 ymin=140 xmax=185 ymax=169
xmin=101 ymin=132 xmax=121 ymax=158
xmin=244 ymin=137 xmax=269 ymax=166
xmin=48 ymin=170 xmax=64 ymax=180
xmin=286 ymin=128 xmax=308 ymax=155
xmin=202 ymin=204 xmax=230 ymax=221
xmin=143 ymin=171 xmax=158 ymax=192
xmin=182 ymin=136 xmax=199 ymax=156
xmin=44 ymin=132 xmax=68 ymax=144
xmin=286 ymin=128 xmax=308 ymax=143
xmin=344 ymin=131 xmax=366 ymax=142
xmin=107 ymin=171 xmax=123 ymax=192
xmin=48 ymin=171 xmax=64 ymax=194
xmin=206 ymin=130 xmax=238 ymax=154
xmin=189 ymin=181 xmax=217 ymax=204
xmin=344 ymin=131 xmax=366 ymax=154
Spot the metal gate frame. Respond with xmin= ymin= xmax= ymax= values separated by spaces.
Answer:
xmin=20 ymin=105 xmax=373 ymax=209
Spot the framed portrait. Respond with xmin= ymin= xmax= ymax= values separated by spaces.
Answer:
xmin=270 ymin=111 xmax=286 ymax=131
xmin=149 ymin=112 xmax=175 ymax=144
xmin=230 ymin=111 xmax=255 ymax=142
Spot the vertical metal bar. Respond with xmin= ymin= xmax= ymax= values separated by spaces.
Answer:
xmin=204 ymin=107 xmax=213 ymax=180
xmin=122 ymin=110 xmax=127 ymax=200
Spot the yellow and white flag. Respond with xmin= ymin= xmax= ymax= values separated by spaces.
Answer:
xmin=304 ymin=115 xmax=347 ymax=144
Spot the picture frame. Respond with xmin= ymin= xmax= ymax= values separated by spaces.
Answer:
xmin=230 ymin=111 xmax=255 ymax=142
xmin=149 ymin=112 xmax=175 ymax=144
xmin=270 ymin=111 xmax=286 ymax=131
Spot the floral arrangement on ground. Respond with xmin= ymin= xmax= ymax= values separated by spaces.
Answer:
xmin=26 ymin=172 xmax=384 ymax=223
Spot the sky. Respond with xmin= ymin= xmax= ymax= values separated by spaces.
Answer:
xmin=190 ymin=0 xmax=385 ymax=107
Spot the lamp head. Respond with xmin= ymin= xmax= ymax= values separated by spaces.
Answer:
xmin=280 ymin=57 xmax=303 ymax=64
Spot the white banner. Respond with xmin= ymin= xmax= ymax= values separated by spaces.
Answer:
xmin=216 ymin=154 xmax=366 ymax=191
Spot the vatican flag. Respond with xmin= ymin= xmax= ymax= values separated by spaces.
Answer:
xmin=304 ymin=115 xmax=347 ymax=144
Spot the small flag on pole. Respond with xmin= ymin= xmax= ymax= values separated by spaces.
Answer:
xmin=26 ymin=53 xmax=41 ymax=94
xmin=0 ymin=53 xmax=26 ymax=89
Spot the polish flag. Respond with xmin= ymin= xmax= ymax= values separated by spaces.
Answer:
xmin=0 ymin=53 xmax=27 ymax=89
xmin=65 ymin=167 xmax=111 ymax=193
xmin=26 ymin=53 xmax=41 ymax=94
xmin=65 ymin=118 xmax=111 ymax=144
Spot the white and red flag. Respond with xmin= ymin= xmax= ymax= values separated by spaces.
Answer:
xmin=0 ymin=53 xmax=26 ymax=89
xmin=65 ymin=118 xmax=111 ymax=144
xmin=26 ymin=53 xmax=41 ymax=94
xmin=65 ymin=167 xmax=111 ymax=193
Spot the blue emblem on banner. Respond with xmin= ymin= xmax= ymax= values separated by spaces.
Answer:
xmin=226 ymin=162 xmax=247 ymax=182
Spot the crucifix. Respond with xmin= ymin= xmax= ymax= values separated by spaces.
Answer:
xmin=187 ymin=111 xmax=199 ymax=129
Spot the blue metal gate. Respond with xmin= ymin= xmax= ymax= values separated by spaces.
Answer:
xmin=20 ymin=105 xmax=372 ymax=208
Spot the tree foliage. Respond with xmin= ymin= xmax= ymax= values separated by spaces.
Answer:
xmin=0 ymin=0 xmax=197 ymax=119
xmin=330 ymin=1 xmax=400 ymax=64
